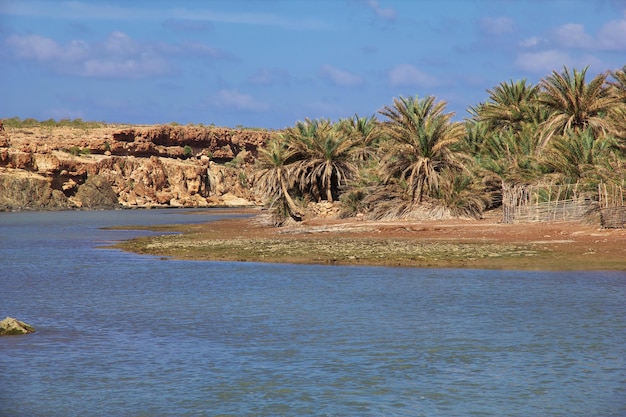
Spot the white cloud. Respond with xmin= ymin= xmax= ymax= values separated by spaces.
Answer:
xmin=80 ymin=56 xmax=170 ymax=78
xmin=211 ymin=89 xmax=270 ymax=112
xmin=2 ymin=1 xmax=327 ymax=30
xmin=388 ymin=64 xmax=439 ymax=87
xmin=6 ymin=34 xmax=64 ymax=61
xmin=247 ymin=68 xmax=293 ymax=85
xmin=479 ymin=17 xmax=514 ymax=35
xmin=597 ymin=13 xmax=626 ymax=50
xmin=519 ymin=36 xmax=542 ymax=48
xmin=365 ymin=0 xmax=396 ymax=21
xmin=514 ymin=50 xmax=574 ymax=73
xmin=5 ymin=31 xmax=229 ymax=78
xmin=317 ymin=65 xmax=363 ymax=87
xmin=553 ymin=23 xmax=594 ymax=49
xmin=545 ymin=14 xmax=626 ymax=51
xmin=102 ymin=31 xmax=141 ymax=56
xmin=514 ymin=13 xmax=626 ymax=74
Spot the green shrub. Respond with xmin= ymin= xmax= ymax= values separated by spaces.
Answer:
xmin=238 ymin=172 xmax=248 ymax=188
xmin=66 ymin=146 xmax=91 ymax=156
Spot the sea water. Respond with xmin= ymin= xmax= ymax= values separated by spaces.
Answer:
xmin=0 ymin=209 xmax=625 ymax=417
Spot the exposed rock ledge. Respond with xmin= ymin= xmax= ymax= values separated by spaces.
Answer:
xmin=0 ymin=317 xmax=35 ymax=335
xmin=0 ymin=124 xmax=271 ymax=210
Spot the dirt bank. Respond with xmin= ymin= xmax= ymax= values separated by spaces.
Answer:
xmin=112 ymin=210 xmax=626 ymax=270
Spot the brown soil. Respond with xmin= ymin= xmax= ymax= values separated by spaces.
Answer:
xmin=113 ymin=209 xmax=626 ymax=270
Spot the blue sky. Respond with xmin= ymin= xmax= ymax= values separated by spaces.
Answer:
xmin=1 ymin=0 xmax=625 ymax=129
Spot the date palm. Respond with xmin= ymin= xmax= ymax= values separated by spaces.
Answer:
xmin=337 ymin=114 xmax=381 ymax=162
xmin=432 ymin=169 xmax=490 ymax=219
xmin=545 ymin=128 xmax=617 ymax=184
xmin=479 ymin=122 xmax=544 ymax=182
xmin=255 ymin=139 xmax=303 ymax=220
xmin=609 ymin=66 xmax=626 ymax=100
xmin=378 ymin=95 xmax=467 ymax=203
xmin=283 ymin=118 xmax=358 ymax=203
xmin=539 ymin=66 xmax=620 ymax=146
xmin=474 ymin=79 xmax=542 ymax=132
xmin=608 ymin=67 xmax=626 ymax=142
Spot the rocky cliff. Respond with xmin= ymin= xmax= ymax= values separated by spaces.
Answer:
xmin=0 ymin=124 xmax=272 ymax=210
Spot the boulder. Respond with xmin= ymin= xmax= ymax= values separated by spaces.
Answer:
xmin=73 ymin=174 xmax=119 ymax=209
xmin=33 ymin=153 xmax=61 ymax=174
xmin=0 ymin=317 xmax=35 ymax=335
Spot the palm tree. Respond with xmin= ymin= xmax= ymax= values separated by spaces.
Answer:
xmin=432 ymin=169 xmax=490 ymax=219
xmin=609 ymin=66 xmax=626 ymax=100
xmin=608 ymin=67 xmax=626 ymax=143
xmin=284 ymin=118 xmax=358 ymax=203
xmin=255 ymin=138 xmax=303 ymax=220
xmin=337 ymin=114 xmax=381 ymax=162
xmin=539 ymin=66 xmax=620 ymax=146
xmin=474 ymin=79 xmax=542 ymax=132
xmin=378 ymin=95 xmax=467 ymax=203
xmin=479 ymin=122 xmax=544 ymax=182
xmin=544 ymin=128 xmax=618 ymax=185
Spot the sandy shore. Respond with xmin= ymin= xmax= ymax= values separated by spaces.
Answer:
xmin=111 ymin=208 xmax=626 ymax=271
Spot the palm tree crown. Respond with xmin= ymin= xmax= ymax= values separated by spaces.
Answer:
xmin=475 ymin=79 xmax=542 ymax=132
xmin=378 ymin=95 xmax=467 ymax=203
xmin=282 ymin=118 xmax=358 ymax=203
xmin=539 ymin=66 xmax=620 ymax=145
xmin=255 ymin=139 xmax=302 ymax=219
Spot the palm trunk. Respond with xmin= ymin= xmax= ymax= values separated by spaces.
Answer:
xmin=278 ymin=168 xmax=302 ymax=220
xmin=326 ymin=176 xmax=333 ymax=202
xmin=325 ymin=161 xmax=334 ymax=202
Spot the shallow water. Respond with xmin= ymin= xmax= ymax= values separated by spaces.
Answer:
xmin=1 ymin=209 xmax=625 ymax=417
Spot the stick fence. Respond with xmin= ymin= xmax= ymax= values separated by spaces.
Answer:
xmin=502 ymin=182 xmax=625 ymax=228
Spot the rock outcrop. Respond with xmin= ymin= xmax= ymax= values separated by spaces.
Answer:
xmin=0 ymin=124 xmax=271 ymax=210
xmin=0 ymin=317 xmax=35 ymax=335
xmin=72 ymin=174 xmax=119 ymax=209
xmin=0 ymin=170 xmax=70 ymax=210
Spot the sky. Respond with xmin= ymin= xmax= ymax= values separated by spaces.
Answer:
xmin=1 ymin=0 xmax=625 ymax=129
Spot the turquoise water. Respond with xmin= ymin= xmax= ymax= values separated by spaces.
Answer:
xmin=0 ymin=209 xmax=625 ymax=417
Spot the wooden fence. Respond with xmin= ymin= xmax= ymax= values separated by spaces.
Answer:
xmin=502 ymin=183 xmax=625 ymax=228
xmin=598 ymin=183 xmax=626 ymax=228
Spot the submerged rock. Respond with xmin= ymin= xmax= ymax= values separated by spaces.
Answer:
xmin=0 ymin=317 xmax=36 ymax=335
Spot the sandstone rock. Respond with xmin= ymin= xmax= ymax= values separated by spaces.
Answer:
xmin=0 ymin=135 xmax=9 ymax=148
xmin=73 ymin=174 xmax=119 ymax=209
xmin=2 ymin=125 xmax=267 ymax=210
xmin=34 ymin=153 xmax=61 ymax=174
xmin=9 ymin=151 xmax=33 ymax=169
xmin=0 ymin=169 xmax=69 ymax=210
xmin=0 ymin=317 xmax=35 ymax=335
xmin=221 ymin=192 xmax=256 ymax=207
xmin=62 ymin=178 xmax=78 ymax=191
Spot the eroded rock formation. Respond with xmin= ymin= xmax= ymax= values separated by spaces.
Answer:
xmin=0 ymin=124 xmax=271 ymax=210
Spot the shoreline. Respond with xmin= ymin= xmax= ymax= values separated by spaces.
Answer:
xmin=111 ymin=208 xmax=626 ymax=271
